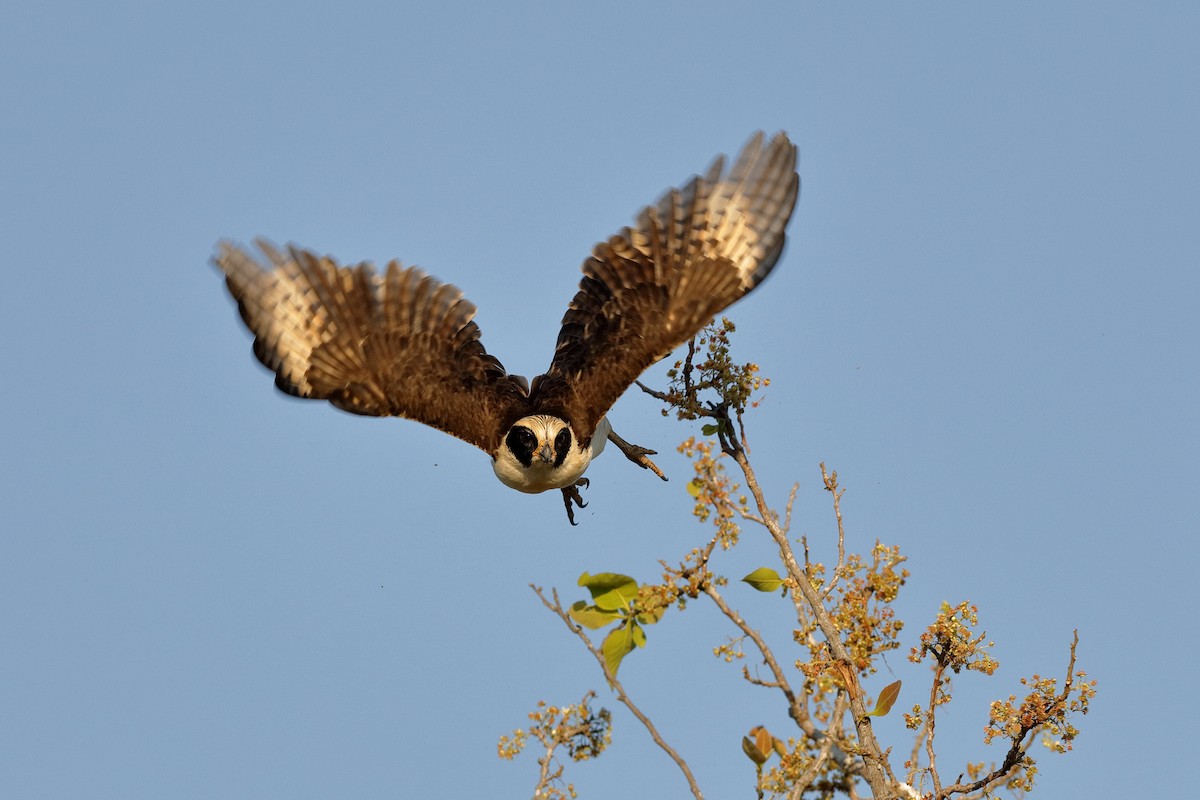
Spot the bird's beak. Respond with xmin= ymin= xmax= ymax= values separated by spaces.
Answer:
xmin=537 ymin=443 xmax=554 ymax=463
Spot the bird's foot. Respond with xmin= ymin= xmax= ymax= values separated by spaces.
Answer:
xmin=561 ymin=478 xmax=590 ymax=526
xmin=607 ymin=429 xmax=668 ymax=481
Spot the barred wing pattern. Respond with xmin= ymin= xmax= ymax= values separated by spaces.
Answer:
xmin=214 ymin=240 xmax=530 ymax=453
xmin=536 ymin=131 xmax=799 ymax=441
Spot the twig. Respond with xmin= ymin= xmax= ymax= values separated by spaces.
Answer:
xmin=782 ymin=482 xmax=800 ymax=535
xmin=682 ymin=337 xmax=697 ymax=398
xmin=926 ymin=662 xmax=947 ymax=794
xmin=905 ymin=712 xmax=931 ymax=788
xmin=934 ymin=631 xmax=1083 ymax=799
xmin=785 ymin=691 xmax=848 ymax=800
xmin=528 ymin=689 xmax=599 ymax=799
xmin=703 ymin=583 xmax=816 ymax=738
xmin=819 ymin=463 xmax=848 ymax=601
xmin=730 ymin=448 xmax=894 ymax=798
xmin=533 ymin=739 xmax=559 ymax=799
xmin=531 ymin=585 xmax=705 ymax=800
xmin=635 ymin=381 xmax=673 ymax=404
xmin=737 ymin=507 xmax=768 ymax=526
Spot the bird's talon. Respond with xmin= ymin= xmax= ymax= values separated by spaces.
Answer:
xmin=607 ymin=429 xmax=668 ymax=482
xmin=561 ymin=479 xmax=590 ymax=525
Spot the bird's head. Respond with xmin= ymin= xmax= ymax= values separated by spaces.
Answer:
xmin=491 ymin=414 xmax=589 ymax=493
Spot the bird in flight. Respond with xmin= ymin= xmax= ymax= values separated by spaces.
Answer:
xmin=213 ymin=131 xmax=799 ymax=523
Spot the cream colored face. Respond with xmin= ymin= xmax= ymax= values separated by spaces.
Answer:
xmin=505 ymin=415 xmax=573 ymax=469
xmin=491 ymin=415 xmax=591 ymax=493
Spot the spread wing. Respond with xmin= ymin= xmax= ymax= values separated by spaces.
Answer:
xmin=213 ymin=239 xmax=530 ymax=454
xmin=533 ymin=131 xmax=799 ymax=440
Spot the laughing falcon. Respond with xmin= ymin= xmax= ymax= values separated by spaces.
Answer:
xmin=213 ymin=131 xmax=799 ymax=523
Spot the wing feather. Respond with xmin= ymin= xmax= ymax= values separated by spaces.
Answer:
xmin=535 ymin=131 xmax=799 ymax=440
xmin=214 ymin=239 xmax=529 ymax=453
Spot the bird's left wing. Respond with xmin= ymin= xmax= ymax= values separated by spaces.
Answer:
xmin=214 ymin=239 xmax=530 ymax=454
xmin=534 ymin=131 xmax=799 ymax=442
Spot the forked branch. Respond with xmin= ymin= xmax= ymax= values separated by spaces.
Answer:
xmin=531 ymin=585 xmax=705 ymax=800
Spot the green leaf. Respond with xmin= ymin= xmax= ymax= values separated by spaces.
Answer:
xmin=865 ymin=679 xmax=902 ymax=718
xmin=630 ymin=621 xmax=647 ymax=648
xmin=686 ymin=479 xmax=703 ymax=498
xmin=635 ymin=602 xmax=667 ymax=625
xmin=742 ymin=567 xmax=784 ymax=593
xmin=602 ymin=624 xmax=636 ymax=676
xmin=701 ymin=423 xmax=720 ymax=436
xmin=568 ymin=600 xmax=623 ymax=629
xmin=577 ymin=572 xmax=639 ymax=611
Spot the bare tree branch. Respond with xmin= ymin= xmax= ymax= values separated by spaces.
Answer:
xmin=531 ymin=585 xmax=706 ymax=800
xmin=819 ymin=463 xmax=849 ymax=601
xmin=934 ymin=631 xmax=1083 ymax=799
xmin=786 ymin=691 xmax=848 ymax=800
xmin=729 ymin=447 xmax=895 ymax=798
xmin=703 ymin=582 xmax=817 ymax=738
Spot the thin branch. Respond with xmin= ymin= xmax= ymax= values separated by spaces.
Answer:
xmin=743 ymin=670 xmax=784 ymax=690
xmin=531 ymin=585 xmax=705 ymax=800
xmin=737 ymin=507 xmax=768 ymax=526
xmin=635 ymin=381 xmax=673 ymax=404
xmin=703 ymin=582 xmax=817 ymax=738
xmin=786 ymin=691 xmax=849 ymax=800
xmin=905 ymin=712 xmax=931 ymax=787
xmin=819 ymin=463 xmax=848 ymax=601
xmin=934 ymin=631 xmax=1083 ymax=799
xmin=926 ymin=663 xmax=946 ymax=795
xmin=730 ymin=448 xmax=894 ymax=798
xmin=682 ymin=337 xmax=697 ymax=397
xmin=533 ymin=741 xmax=560 ymax=799
xmin=666 ymin=533 xmax=722 ymax=594
xmin=782 ymin=482 xmax=800 ymax=535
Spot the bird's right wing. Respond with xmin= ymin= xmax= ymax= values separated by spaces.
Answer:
xmin=213 ymin=239 xmax=530 ymax=454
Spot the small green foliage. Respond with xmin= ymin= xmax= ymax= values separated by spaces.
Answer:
xmin=567 ymin=601 xmax=622 ymax=630
xmin=742 ymin=567 xmax=784 ymax=593
xmin=577 ymin=572 xmax=639 ymax=611
xmin=634 ymin=599 xmax=667 ymax=625
xmin=570 ymin=572 xmax=668 ymax=676
xmin=602 ymin=624 xmax=636 ymax=676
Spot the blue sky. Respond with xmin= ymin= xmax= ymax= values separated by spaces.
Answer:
xmin=3 ymin=2 xmax=1196 ymax=797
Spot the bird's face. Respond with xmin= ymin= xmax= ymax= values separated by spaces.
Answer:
xmin=492 ymin=414 xmax=590 ymax=493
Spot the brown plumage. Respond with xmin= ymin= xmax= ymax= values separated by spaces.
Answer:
xmin=213 ymin=131 xmax=799 ymax=514
xmin=216 ymin=239 xmax=531 ymax=453
xmin=535 ymin=131 xmax=798 ymax=444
